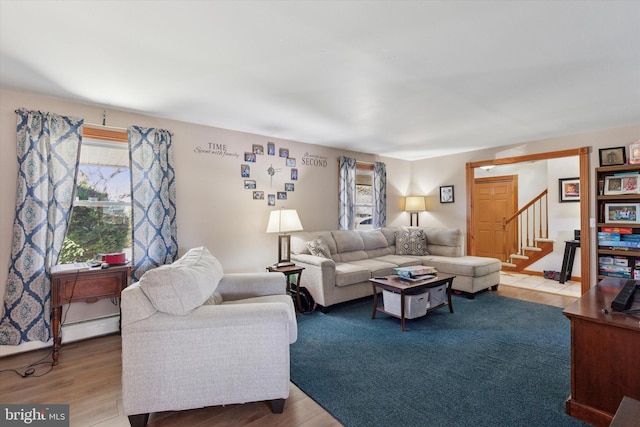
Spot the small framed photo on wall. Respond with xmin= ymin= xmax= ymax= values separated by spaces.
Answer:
xmin=440 ymin=185 xmax=454 ymax=203
xmin=559 ymin=177 xmax=580 ymax=202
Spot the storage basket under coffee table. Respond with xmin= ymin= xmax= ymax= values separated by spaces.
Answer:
xmin=369 ymin=273 xmax=455 ymax=331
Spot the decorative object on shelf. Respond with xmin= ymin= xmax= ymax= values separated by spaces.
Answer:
xmin=604 ymin=202 xmax=640 ymax=224
xmin=404 ymin=196 xmax=426 ymax=226
xmin=440 ymin=185 xmax=454 ymax=204
xmin=559 ymin=177 xmax=580 ymax=202
xmin=598 ymin=146 xmax=627 ymax=167
xmin=629 ymin=140 xmax=640 ymax=164
xmin=604 ymin=173 xmax=640 ymax=195
xmin=266 ymin=208 xmax=304 ymax=267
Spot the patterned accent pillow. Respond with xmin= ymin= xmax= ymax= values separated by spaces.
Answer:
xmin=395 ymin=230 xmax=428 ymax=256
xmin=306 ymin=237 xmax=332 ymax=259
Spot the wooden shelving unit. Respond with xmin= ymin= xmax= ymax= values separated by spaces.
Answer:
xmin=596 ymin=164 xmax=640 ymax=280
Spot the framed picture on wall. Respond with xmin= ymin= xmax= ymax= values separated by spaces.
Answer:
xmin=599 ymin=147 xmax=626 ymax=167
xmin=440 ymin=185 xmax=454 ymax=203
xmin=559 ymin=177 xmax=580 ymax=202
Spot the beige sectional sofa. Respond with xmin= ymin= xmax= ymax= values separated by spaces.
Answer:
xmin=290 ymin=226 xmax=501 ymax=310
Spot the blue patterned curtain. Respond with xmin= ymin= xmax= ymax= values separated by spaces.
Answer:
xmin=338 ymin=156 xmax=357 ymax=230
xmin=128 ymin=126 xmax=177 ymax=281
xmin=0 ymin=110 xmax=83 ymax=345
xmin=373 ymin=161 xmax=387 ymax=228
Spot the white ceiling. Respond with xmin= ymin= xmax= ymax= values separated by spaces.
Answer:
xmin=1 ymin=1 xmax=639 ymax=160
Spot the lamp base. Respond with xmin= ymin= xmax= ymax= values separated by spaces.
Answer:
xmin=410 ymin=212 xmax=419 ymax=226
xmin=273 ymin=261 xmax=294 ymax=268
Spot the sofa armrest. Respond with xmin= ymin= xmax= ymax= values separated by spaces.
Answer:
xmin=217 ymin=272 xmax=285 ymax=301
xmin=290 ymin=254 xmax=336 ymax=307
xmin=292 ymin=253 xmax=336 ymax=268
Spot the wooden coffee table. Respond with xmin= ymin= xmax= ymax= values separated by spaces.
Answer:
xmin=370 ymin=273 xmax=455 ymax=331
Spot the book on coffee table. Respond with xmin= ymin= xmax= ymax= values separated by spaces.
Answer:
xmin=398 ymin=274 xmax=436 ymax=282
xmin=393 ymin=266 xmax=438 ymax=279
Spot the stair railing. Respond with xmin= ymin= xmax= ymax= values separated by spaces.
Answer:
xmin=502 ymin=189 xmax=549 ymax=262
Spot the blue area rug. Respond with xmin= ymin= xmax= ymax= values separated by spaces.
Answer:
xmin=290 ymin=292 xmax=588 ymax=427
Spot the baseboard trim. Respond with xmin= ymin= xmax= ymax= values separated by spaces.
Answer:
xmin=61 ymin=315 xmax=120 ymax=344
xmin=0 ymin=315 xmax=120 ymax=357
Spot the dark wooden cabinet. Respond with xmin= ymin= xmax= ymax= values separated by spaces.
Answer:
xmin=563 ymin=277 xmax=640 ymax=427
xmin=50 ymin=264 xmax=130 ymax=364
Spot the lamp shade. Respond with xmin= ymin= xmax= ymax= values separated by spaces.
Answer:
xmin=266 ymin=209 xmax=303 ymax=233
xmin=404 ymin=196 xmax=426 ymax=212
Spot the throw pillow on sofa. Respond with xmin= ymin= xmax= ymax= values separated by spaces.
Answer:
xmin=306 ymin=237 xmax=332 ymax=258
xmin=395 ymin=230 xmax=428 ymax=256
xmin=139 ymin=246 xmax=224 ymax=315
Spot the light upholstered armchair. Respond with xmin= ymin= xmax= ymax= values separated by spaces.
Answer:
xmin=121 ymin=247 xmax=297 ymax=427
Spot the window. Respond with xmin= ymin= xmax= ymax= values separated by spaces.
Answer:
xmin=355 ymin=163 xmax=373 ymax=229
xmin=60 ymin=128 xmax=132 ymax=263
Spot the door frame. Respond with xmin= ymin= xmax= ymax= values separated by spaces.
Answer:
xmin=465 ymin=147 xmax=590 ymax=295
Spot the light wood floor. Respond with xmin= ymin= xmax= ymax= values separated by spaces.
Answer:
xmin=0 ymin=286 xmax=576 ymax=427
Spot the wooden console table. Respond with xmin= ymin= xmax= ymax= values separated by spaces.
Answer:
xmin=50 ymin=263 xmax=130 ymax=364
xmin=562 ymin=277 xmax=640 ymax=427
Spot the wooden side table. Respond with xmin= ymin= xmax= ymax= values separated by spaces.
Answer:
xmin=266 ymin=264 xmax=305 ymax=312
xmin=50 ymin=263 xmax=130 ymax=364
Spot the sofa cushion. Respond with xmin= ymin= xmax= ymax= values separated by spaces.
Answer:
xmin=422 ymin=227 xmax=463 ymax=257
xmin=359 ymin=229 xmax=388 ymax=250
xmin=350 ymin=259 xmax=397 ymax=277
xmin=335 ymin=263 xmax=372 ymax=287
xmin=395 ymin=229 xmax=428 ymax=256
xmin=373 ymin=254 xmax=423 ymax=267
xmin=422 ymin=255 xmax=501 ymax=277
xmin=332 ymin=230 xmax=365 ymax=252
xmin=306 ymin=237 xmax=332 ymax=258
xmin=139 ymin=246 xmax=224 ymax=315
xmin=204 ymin=291 xmax=224 ymax=305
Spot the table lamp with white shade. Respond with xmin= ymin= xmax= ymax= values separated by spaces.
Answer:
xmin=405 ymin=196 xmax=426 ymax=226
xmin=266 ymin=208 xmax=303 ymax=267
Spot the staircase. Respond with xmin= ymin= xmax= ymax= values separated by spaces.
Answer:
xmin=501 ymin=189 xmax=556 ymax=272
